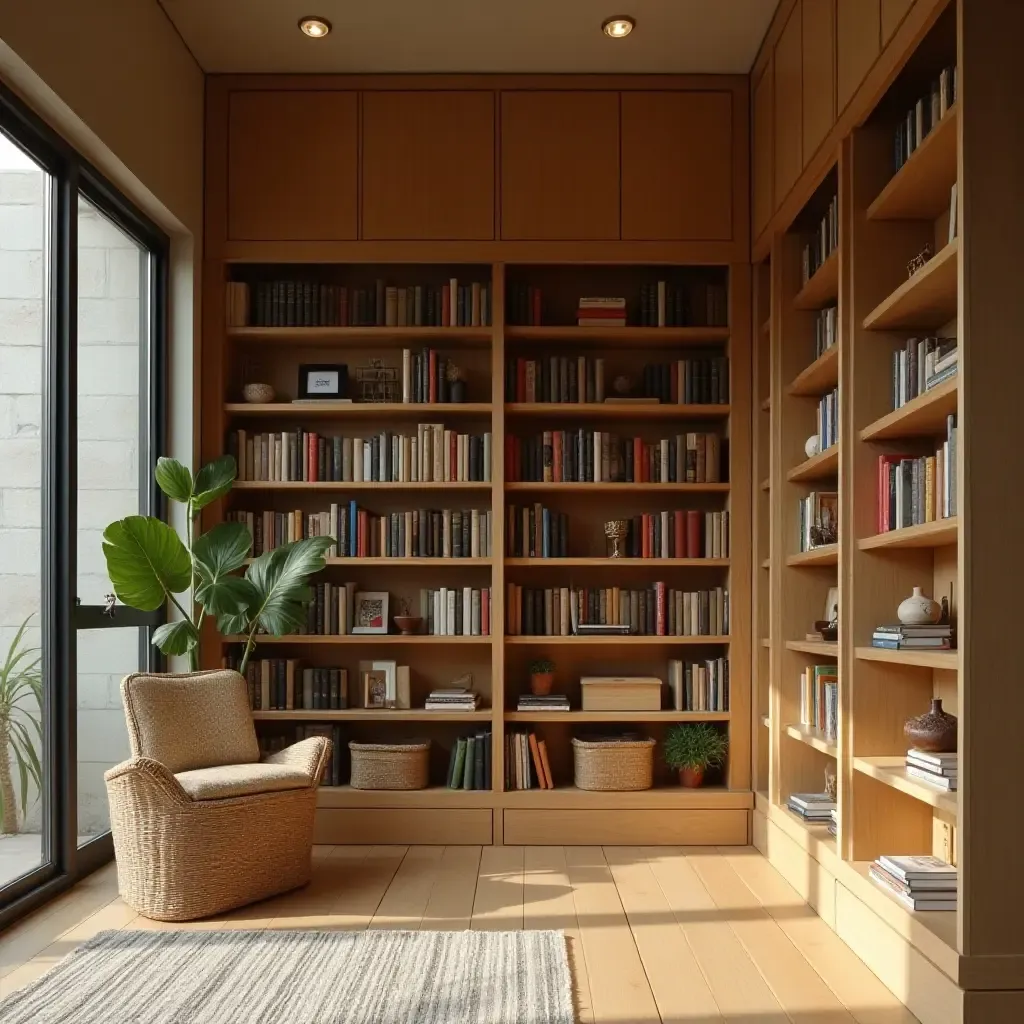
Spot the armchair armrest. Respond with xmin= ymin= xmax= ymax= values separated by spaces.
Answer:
xmin=104 ymin=756 xmax=192 ymax=807
xmin=261 ymin=736 xmax=333 ymax=786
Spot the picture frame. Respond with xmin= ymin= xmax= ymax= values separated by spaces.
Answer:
xmin=297 ymin=363 xmax=348 ymax=401
xmin=371 ymin=660 xmax=398 ymax=707
xmin=824 ymin=586 xmax=839 ymax=625
xmin=362 ymin=670 xmax=389 ymax=709
xmin=352 ymin=591 xmax=389 ymax=634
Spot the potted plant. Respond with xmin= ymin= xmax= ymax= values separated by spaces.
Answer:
xmin=528 ymin=659 xmax=555 ymax=696
xmin=102 ymin=455 xmax=333 ymax=673
xmin=0 ymin=616 xmax=42 ymax=835
xmin=663 ymin=723 xmax=729 ymax=788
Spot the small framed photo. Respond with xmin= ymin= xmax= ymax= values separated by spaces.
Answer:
xmin=371 ymin=660 xmax=398 ymax=707
xmin=824 ymin=586 xmax=839 ymax=624
xmin=352 ymin=591 xmax=389 ymax=634
xmin=298 ymin=363 xmax=348 ymax=400
xmin=362 ymin=669 xmax=389 ymax=709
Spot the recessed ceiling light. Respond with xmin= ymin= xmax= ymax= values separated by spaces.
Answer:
xmin=298 ymin=16 xmax=332 ymax=38
xmin=602 ymin=16 xmax=635 ymax=39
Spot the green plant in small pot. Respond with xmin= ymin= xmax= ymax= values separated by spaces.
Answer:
xmin=528 ymin=659 xmax=555 ymax=696
xmin=102 ymin=455 xmax=333 ymax=673
xmin=664 ymin=722 xmax=729 ymax=788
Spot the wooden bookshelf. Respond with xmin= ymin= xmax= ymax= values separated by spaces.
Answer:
xmin=232 ymin=480 xmax=492 ymax=492
xmin=503 ymin=326 xmax=729 ymax=346
xmin=784 ymin=722 xmax=838 ymax=758
xmin=504 ymin=402 xmax=730 ymax=420
xmin=862 ymin=238 xmax=958 ymax=330
xmin=787 ymin=344 xmax=839 ymax=396
xmin=504 ymin=481 xmax=731 ymax=494
xmin=504 ymin=710 xmax=731 ymax=723
xmin=786 ymin=445 xmax=839 ymax=482
xmin=228 ymin=326 xmax=493 ymax=346
xmin=504 ymin=635 xmax=732 ymax=647
xmin=785 ymin=638 xmax=838 ymax=657
xmin=859 ymin=376 xmax=957 ymax=441
xmin=504 ymin=557 xmax=730 ymax=568
xmin=854 ymin=646 xmax=958 ymax=671
xmin=225 ymin=402 xmax=494 ymax=417
xmin=792 ymin=248 xmax=839 ymax=310
xmin=253 ymin=709 xmax=493 ymax=723
xmin=852 ymin=756 xmax=958 ymax=817
xmin=857 ymin=518 xmax=959 ymax=550
xmin=786 ymin=544 xmax=838 ymax=567
xmin=225 ymin=634 xmax=494 ymax=646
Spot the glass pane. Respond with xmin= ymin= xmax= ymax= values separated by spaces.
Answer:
xmin=0 ymin=131 xmax=49 ymax=885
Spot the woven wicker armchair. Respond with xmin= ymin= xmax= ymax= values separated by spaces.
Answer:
xmin=105 ymin=669 xmax=332 ymax=922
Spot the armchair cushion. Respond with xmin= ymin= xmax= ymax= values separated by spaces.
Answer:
xmin=174 ymin=762 xmax=311 ymax=801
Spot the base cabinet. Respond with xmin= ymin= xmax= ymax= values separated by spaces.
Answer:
xmin=503 ymin=808 xmax=748 ymax=846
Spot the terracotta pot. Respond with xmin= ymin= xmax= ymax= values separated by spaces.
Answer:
xmin=392 ymin=615 xmax=422 ymax=636
xmin=530 ymin=672 xmax=554 ymax=696
xmin=680 ymin=766 xmax=705 ymax=788
xmin=904 ymin=697 xmax=958 ymax=752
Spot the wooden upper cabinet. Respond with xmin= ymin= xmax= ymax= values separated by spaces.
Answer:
xmin=500 ymin=91 xmax=619 ymax=240
xmin=752 ymin=58 xmax=774 ymax=238
xmin=774 ymin=1 xmax=803 ymax=207
xmin=837 ymin=0 xmax=881 ymax=114
xmin=802 ymin=0 xmax=836 ymax=166
xmin=881 ymin=0 xmax=916 ymax=43
xmin=361 ymin=91 xmax=495 ymax=240
xmin=620 ymin=91 xmax=733 ymax=241
xmin=227 ymin=91 xmax=358 ymax=241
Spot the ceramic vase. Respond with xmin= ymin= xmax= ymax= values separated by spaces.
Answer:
xmin=897 ymin=586 xmax=941 ymax=625
xmin=680 ymin=766 xmax=705 ymax=788
xmin=904 ymin=698 xmax=958 ymax=752
xmin=530 ymin=672 xmax=554 ymax=697
xmin=392 ymin=615 xmax=422 ymax=636
xmin=804 ymin=434 xmax=821 ymax=458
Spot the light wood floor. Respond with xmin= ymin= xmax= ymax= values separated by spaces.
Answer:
xmin=0 ymin=845 xmax=919 ymax=1022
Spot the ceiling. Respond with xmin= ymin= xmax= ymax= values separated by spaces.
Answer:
xmin=158 ymin=0 xmax=778 ymax=75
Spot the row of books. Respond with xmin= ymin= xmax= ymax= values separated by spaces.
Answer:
xmin=814 ymin=307 xmax=837 ymax=359
xmin=640 ymin=359 xmax=730 ymax=406
xmin=799 ymin=664 xmax=839 ymax=743
xmin=870 ymin=855 xmax=956 ymax=913
xmin=871 ymin=622 xmax=952 ymax=651
xmin=623 ymin=510 xmax=730 ymax=560
xmin=816 ymin=388 xmax=839 ymax=453
xmin=505 ymin=584 xmax=729 ymax=637
xmin=905 ymin=749 xmax=957 ymax=792
xmin=668 ymin=657 xmax=730 ymax=713
xmin=893 ymin=65 xmax=957 ymax=174
xmin=228 ymin=657 xmax=348 ymax=711
xmin=798 ymin=490 xmax=838 ymax=553
xmin=426 ymin=687 xmax=482 ymax=712
xmin=446 ymin=732 xmax=493 ymax=790
xmin=230 ymin=506 xmax=493 ymax=560
xmin=227 ymin=279 xmax=493 ymax=328
xmin=827 ymin=807 xmax=838 ymax=838
xmin=505 ymin=731 xmax=555 ymax=790
xmin=876 ymin=415 xmax=957 ymax=532
xmin=260 ymin=725 xmax=345 ymax=786
xmin=421 ymin=587 xmax=493 ymax=637
xmin=787 ymin=791 xmax=836 ymax=823
xmin=891 ymin=337 xmax=958 ymax=411
xmin=229 ymin=427 xmax=493 ymax=483
xmin=639 ymin=281 xmax=728 ymax=328
xmin=506 ymin=505 xmax=570 ymax=558
xmin=802 ymin=194 xmax=839 ymax=285
xmin=399 ymin=349 xmax=474 ymax=404
xmin=505 ymin=431 xmax=724 ymax=484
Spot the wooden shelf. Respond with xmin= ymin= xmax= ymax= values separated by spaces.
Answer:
xmin=853 ymin=756 xmax=957 ymax=817
xmin=245 ymin=556 xmax=493 ymax=567
xmin=504 ymin=326 xmax=729 ymax=347
xmin=228 ymin=326 xmax=492 ymax=346
xmin=778 ymin=803 xmax=837 ymax=855
xmin=785 ymin=639 xmax=838 ymax=657
xmin=504 ymin=710 xmax=730 ymax=723
xmin=792 ymin=249 xmax=839 ymax=310
xmin=859 ymin=376 xmax=958 ymax=441
xmin=504 ymin=557 xmax=730 ymax=568
xmin=223 ymin=634 xmax=493 ymax=645
xmin=788 ymin=345 xmax=839 ymax=396
xmin=225 ymin=402 xmax=493 ymax=417
xmin=786 ymin=544 xmax=838 ymax=567
xmin=858 ymin=518 xmax=959 ymax=551
xmin=862 ymin=239 xmax=958 ymax=330
xmin=855 ymin=646 xmax=958 ymax=671
xmin=505 ymin=481 xmax=730 ymax=494
xmin=784 ymin=722 xmax=838 ymax=757
xmin=505 ymin=402 xmax=729 ymax=419
xmin=504 ymin=635 xmax=731 ymax=646
xmin=867 ymin=105 xmax=958 ymax=221
xmin=232 ymin=480 xmax=491 ymax=492
xmin=253 ymin=709 xmax=493 ymax=723
xmin=500 ymin=786 xmax=752 ymax=810
xmin=317 ymin=786 xmax=494 ymax=809
xmin=786 ymin=445 xmax=838 ymax=483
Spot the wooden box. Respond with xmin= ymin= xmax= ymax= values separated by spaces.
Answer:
xmin=580 ymin=676 xmax=662 ymax=712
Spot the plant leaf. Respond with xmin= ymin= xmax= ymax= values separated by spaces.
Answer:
xmin=103 ymin=516 xmax=192 ymax=610
xmin=192 ymin=456 xmax=237 ymax=511
xmin=193 ymin=522 xmax=257 ymax=617
xmin=155 ymin=458 xmax=193 ymax=504
xmin=152 ymin=619 xmax=200 ymax=656
xmin=216 ymin=611 xmax=250 ymax=637
xmin=245 ymin=537 xmax=333 ymax=637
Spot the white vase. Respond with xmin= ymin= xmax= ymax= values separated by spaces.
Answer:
xmin=805 ymin=434 xmax=821 ymax=458
xmin=897 ymin=586 xmax=941 ymax=625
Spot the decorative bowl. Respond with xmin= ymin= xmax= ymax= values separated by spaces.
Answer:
xmin=393 ymin=615 xmax=423 ymax=636
xmin=243 ymin=382 xmax=275 ymax=404
xmin=814 ymin=619 xmax=838 ymax=642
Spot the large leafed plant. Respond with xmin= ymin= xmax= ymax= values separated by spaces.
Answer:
xmin=102 ymin=455 xmax=332 ymax=673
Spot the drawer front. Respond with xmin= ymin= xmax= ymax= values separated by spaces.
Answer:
xmin=503 ymin=808 xmax=748 ymax=845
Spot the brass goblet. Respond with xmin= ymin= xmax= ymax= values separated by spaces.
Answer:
xmin=604 ymin=519 xmax=630 ymax=558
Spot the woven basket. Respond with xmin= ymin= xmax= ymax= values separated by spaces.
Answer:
xmin=572 ymin=736 xmax=656 ymax=791
xmin=349 ymin=740 xmax=430 ymax=790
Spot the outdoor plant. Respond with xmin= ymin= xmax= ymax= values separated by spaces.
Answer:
xmin=663 ymin=723 xmax=729 ymax=773
xmin=0 ymin=616 xmax=43 ymax=835
xmin=102 ymin=455 xmax=333 ymax=674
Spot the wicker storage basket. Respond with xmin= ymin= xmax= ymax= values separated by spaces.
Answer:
xmin=349 ymin=740 xmax=430 ymax=790
xmin=572 ymin=736 xmax=656 ymax=791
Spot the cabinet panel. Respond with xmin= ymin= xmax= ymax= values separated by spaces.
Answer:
xmin=882 ymin=0 xmax=916 ymax=43
xmin=503 ymin=809 xmax=748 ymax=846
xmin=774 ymin=2 xmax=804 ymax=206
xmin=802 ymin=0 xmax=837 ymax=165
xmin=228 ymin=91 xmax=357 ymax=241
xmin=314 ymin=808 xmax=492 ymax=845
xmin=361 ymin=91 xmax=495 ymax=240
xmin=500 ymin=91 xmax=620 ymax=240
xmin=621 ymin=91 xmax=733 ymax=241
xmin=753 ymin=58 xmax=775 ymax=237
xmin=837 ymin=0 xmax=881 ymax=114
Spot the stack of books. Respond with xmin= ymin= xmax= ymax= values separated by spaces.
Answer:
xmin=425 ymin=687 xmax=481 ymax=712
xmin=787 ymin=792 xmax=836 ymax=823
xmin=927 ymin=340 xmax=957 ymax=390
xmin=869 ymin=855 xmax=957 ymax=912
xmin=517 ymin=694 xmax=570 ymax=713
xmin=577 ymin=297 xmax=626 ymax=327
xmin=905 ymin=749 xmax=958 ymax=791
xmin=871 ymin=623 xmax=952 ymax=651
xmin=827 ymin=807 xmax=838 ymax=838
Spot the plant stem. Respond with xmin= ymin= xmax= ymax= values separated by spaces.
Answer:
xmin=0 ymin=716 xmax=18 ymax=835
xmin=186 ymin=500 xmax=197 ymax=672
xmin=239 ymin=621 xmax=258 ymax=675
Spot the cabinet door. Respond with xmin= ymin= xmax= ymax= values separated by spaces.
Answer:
xmin=774 ymin=2 xmax=803 ymax=206
xmin=802 ymin=0 xmax=836 ymax=165
xmin=227 ymin=91 xmax=358 ymax=241
xmin=621 ymin=91 xmax=733 ymax=241
xmin=361 ymin=91 xmax=495 ymax=240
xmin=837 ymin=0 xmax=881 ymax=114
xmin=500 ymin=92 xmax=619 ymax=240
xmin=882 ymin=0 xmax=915 ymax=43
xmin=753 ymin=58 xmax=774 ymax=237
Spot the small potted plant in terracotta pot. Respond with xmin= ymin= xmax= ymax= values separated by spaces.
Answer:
xmin=528 ymin=659 xmax=555 ymax=696
xmin=664 ymin=723 xmax=729 ymax=788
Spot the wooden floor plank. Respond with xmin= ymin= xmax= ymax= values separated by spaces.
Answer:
xmin=421 ymin=845 xmax=481 ymax=931
xmin=645 ymin=846 xmax=790 ymax=1024
xmin=472 ymin=845 xmax=525 ymax=931
xmin=369 ymin=846 xmax=445 ymax=930
xmin=564 ymin=846 xmax=660 ymax=1024
xmin=604 ymin=846 xmax=723 ymax=1023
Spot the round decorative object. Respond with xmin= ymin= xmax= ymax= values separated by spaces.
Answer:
xmin=680 ymin=766 xmax=705 ymax=788
xmin=392 ymin=615 xmax=422 ymax=636
xmin=242 ymin=382 xmax=275 ymax=404
xmin=613 ymin=374 xmax=633 ymax=397
xmin=897 ymin=586 xmax=942 ymax=625
xmin=805 ymin=434 xmax=821 ymax=458
xmin=530 ymin=672 xmax=554 ymax=696
xmin=905 ymin=697 xmax=958 ymax=753
xmin=604 ymin=519 xmax=630 ymax=558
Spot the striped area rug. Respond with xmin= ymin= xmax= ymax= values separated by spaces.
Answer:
xmin=0 ymin=928 xmax=575 ymax=1023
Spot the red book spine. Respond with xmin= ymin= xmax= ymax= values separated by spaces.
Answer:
xmin=482 ymin=588 xmax=490 ymax=636
xmin=516 ymin=358 xmax=526 ymax=402
xmin=429 ymin=350 xmax=437 ymax=404
xmin=878 ymin=455 xmax=887 ymax=533
xmin=674 ymin=510 xmax=685 ymax=558
xmin=357 ymin=511 xmax=366 ymax=557
xmin=307 ymin=433 xmax=318 ymax=482
xmin=553 ymin=432 xmax=563 ymax=482
xmin=655 ymin=581 xmax=666 ymax=636
xmin=633 ymin=437 xmax=643 ymax=482
xmin=531 ymin=288 xmax=542 ymax=326
xmin=641 ymin=514 xmax=650 ymax=559
xmin=686 ymin=510 xmax=701 ymax=555
xmin=441 ymin=285 xmax=451 ymax=326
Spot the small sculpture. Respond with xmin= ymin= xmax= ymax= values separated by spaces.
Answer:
xmin=604 ymin=519 xmax=630 ymax=558
xmin=805 ymin=434 xmax=821 ymax=459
